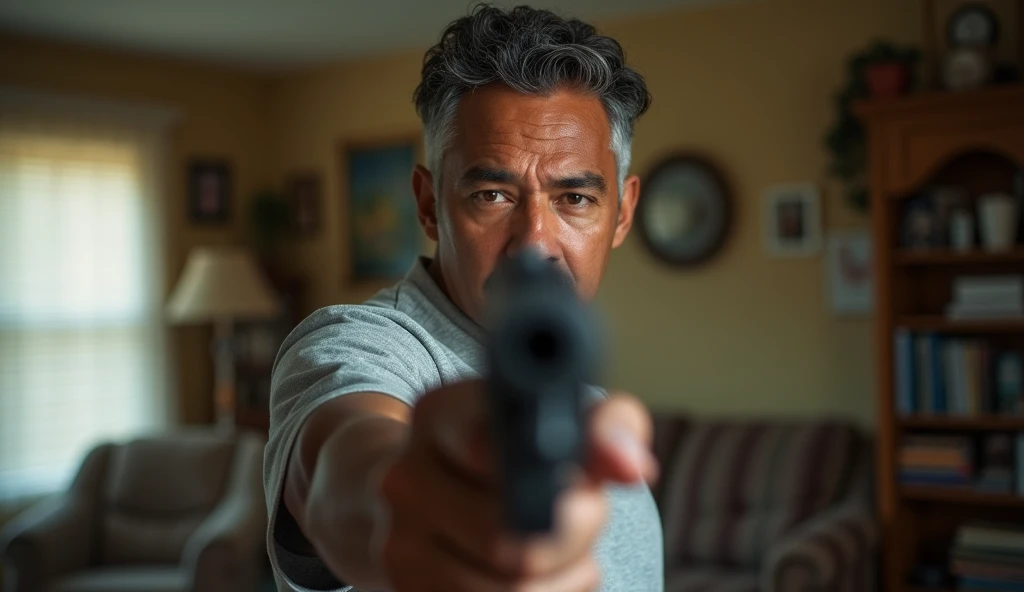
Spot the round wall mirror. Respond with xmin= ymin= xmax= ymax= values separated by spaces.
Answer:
xmin=636 ymin=153 xmax=733 ymax=267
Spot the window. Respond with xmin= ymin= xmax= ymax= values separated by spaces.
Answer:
xmin=0 ymin=89 xmax=175 ymax=502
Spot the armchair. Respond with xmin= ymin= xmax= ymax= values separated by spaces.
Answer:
xmin=1 ymin=428 xmax=267 ymax=592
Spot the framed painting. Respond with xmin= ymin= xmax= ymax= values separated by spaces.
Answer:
xmin=339 ymin=135 xmax=425 ymax=282
xmin=187 ymin=159 xmax=231 ymax=225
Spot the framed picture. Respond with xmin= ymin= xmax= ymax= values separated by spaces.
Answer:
xmin=286 ymin=172 xmax=322 ymax=237
xmin=339 ymin=135 xmax=423 ymax=281
xmin=825 ymin=230 xmax=874 ymax=316
xmin=188 ymin=159 xmax=231 ymax=225
xmin=762 ymin=183 xmax=823 ymax=257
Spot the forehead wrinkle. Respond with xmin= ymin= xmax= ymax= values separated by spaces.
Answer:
xmin=482 ymin=126 xmax=588 ymax=146
xmin=499 ymin=118 xmax=590 ymax=139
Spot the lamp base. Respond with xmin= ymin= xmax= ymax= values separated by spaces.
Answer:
xmin=212 ymin=319 xmax=237 ymax=429
xmin=214 ymin=382 xmax=236 ymax=429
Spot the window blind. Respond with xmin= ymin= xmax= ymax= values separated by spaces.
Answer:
xmin=0 ymin=93 xmax=174 ymax=502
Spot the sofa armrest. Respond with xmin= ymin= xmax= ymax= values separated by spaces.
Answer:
xmin=760 ymin=501 xmax=879 ymax=592
xmin=182 ymin=432 xmax=267 ymax=592
xmin=1 ymin=444 xmax=111 ymax=592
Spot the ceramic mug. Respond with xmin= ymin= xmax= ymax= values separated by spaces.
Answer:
xmin=978 ymin=193 xmax=1019 ymax=251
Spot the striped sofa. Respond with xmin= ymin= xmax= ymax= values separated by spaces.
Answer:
xmin=652 ymin=416 xmax=879 ymax=592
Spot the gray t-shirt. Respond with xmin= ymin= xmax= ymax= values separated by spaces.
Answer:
xmin=264 ymin=257 xmax=663 ymax=592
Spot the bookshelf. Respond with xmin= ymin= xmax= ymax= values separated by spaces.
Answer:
xmin=856 ymin=84 xmax=1024 ymax=592
xmin=899 ymin=416 xmax=1024 ymax=431
xmin=901 ymin=486 xmax=1024 ymax=508
xmin=894 ymin=248 xmax=1024 ymax=266
xmin=895 ymin=316 xmax=1024 ymax=333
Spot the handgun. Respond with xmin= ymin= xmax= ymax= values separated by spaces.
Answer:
xmin=483 ymin=248 xmax=602 ymax=534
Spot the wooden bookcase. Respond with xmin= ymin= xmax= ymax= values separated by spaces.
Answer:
xmin=856 ymin=85 xmax=1024 ymax=592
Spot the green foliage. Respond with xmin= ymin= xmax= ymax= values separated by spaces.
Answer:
xmin=825 ymin=39 xmax=921 ymax=212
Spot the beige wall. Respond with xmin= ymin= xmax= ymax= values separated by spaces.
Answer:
xmin=596 ymin=0 xmax=921 ymax=425
xmin=267 ymin=0 xmax=924 ymax=426
xmin=0 ymin=0 xmax=926 ymax=428
xmin=0 ymin=34 xmax=274 ymax=424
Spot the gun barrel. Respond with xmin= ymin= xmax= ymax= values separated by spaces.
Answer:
xmin=484 ymin=250 xmax=600 ymax=533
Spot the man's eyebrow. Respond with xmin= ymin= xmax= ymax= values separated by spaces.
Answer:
xmin=552 ymin=172 xmax=607 ymax=195
xmin=458 ymin=166 xmax=608 ymax=195
xmin=459 ymin=166 xmax=518 ymax=186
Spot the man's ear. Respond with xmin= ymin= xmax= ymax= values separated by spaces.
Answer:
xmin=612 ymin=174 xmax=640 ymax=249
xmin=412 ymin=164 xmax=439 ymax=242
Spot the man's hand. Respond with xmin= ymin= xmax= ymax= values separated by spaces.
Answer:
xmin=373 ymin=379 xmax=657 ymax=592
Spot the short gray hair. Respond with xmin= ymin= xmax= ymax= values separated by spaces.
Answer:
xmin=413 ymin=4 xmax=651 ymax=197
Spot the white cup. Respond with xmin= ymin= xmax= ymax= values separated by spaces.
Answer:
xmin=978 ymin=193 xmax=1019 ymax=251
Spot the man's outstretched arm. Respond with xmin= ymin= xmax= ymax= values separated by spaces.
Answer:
xmin=278 ymin=382 xmax=657 ymax=592
xmin=282 ymin=392 xmax=412 ymax=590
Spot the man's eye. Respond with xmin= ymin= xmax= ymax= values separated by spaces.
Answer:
xmin=562 ymin=194 xmax=590 ymax=206
xmin=474 ymin=190 xmax=508 ymax=203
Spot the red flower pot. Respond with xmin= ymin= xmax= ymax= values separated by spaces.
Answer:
xmin=866 ymin=62 xmax=910 ymax=98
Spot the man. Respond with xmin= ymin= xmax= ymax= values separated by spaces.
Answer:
xmin=264 ymin=5 xmax=662 ymax=591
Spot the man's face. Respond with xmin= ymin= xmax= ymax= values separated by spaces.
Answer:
xmin=413 ymin=84 xmax=640 ymax=325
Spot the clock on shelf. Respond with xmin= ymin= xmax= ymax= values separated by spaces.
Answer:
xmin=926 ymin=0 xmax=1022 ymax=87
xmin=635 ymin=153 xmax=732 ymax=268
xmin=947 ymin=3 xmax=1000 ymax=47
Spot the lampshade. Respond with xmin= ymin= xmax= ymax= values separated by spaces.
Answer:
xmin=166 ymin=246 xmax=281 ymax=323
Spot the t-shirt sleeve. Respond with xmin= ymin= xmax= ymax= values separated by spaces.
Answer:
xmin=262 ymin=306 xmax=437 ymax=592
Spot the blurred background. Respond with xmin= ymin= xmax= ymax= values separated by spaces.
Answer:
xmin=1 ymin=0 xmax=1023 ymax=591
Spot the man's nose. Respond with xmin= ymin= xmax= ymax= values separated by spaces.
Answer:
xmin=505 ymin=197 xmax=560 ymax=263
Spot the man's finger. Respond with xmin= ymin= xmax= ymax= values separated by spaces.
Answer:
xmin=584 ymin=393 xmax=658 ymax=485
xmin=413 ymin=380 xmax=495 ymax=484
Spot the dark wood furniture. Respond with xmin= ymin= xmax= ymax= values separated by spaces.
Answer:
xmin=856 ymin=84 xmax=1024 ymax=592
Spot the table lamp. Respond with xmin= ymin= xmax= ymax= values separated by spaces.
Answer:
xmin=166 ymin=246 xmax=281 ymax=428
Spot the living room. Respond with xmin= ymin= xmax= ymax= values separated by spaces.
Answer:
xmin=1 ymin=1 xmax=1022 ymax=591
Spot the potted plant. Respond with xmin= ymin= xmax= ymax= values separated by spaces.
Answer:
xmin=860 ymin=41 xmax=921 ymax=98
xmin=825 ymin=40 xmax=921 ymax=211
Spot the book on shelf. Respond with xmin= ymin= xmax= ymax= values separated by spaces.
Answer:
xmin=897 ymin=434 xmax=1024 ymax=496
xmin=948 ymin=275 xmax=1024 ymax=321
xmin=893 ymin=329 xmax=1023 ymax=417
xmin=899 ymin=435 xmax=973 ymax=488
xmin=947 ymin=304 xmax=1024 ymax=321
xmin=953 ymin=275 xmax=1024 ymax=303
xmin=950 ymin=522 xmax=1024 ymax=591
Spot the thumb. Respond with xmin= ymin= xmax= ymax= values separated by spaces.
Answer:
xmin=412 ymin=379 xmax=495 ymax=484
xmin=585 ymin=394 xmax=659 ymax=485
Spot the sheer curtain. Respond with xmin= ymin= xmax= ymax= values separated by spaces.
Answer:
xmin=0 ymin=87 xmax=177 ymax=502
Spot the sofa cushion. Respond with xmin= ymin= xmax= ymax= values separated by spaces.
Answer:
xmin=659 ymin=420 xmax=860 ymax=569
xmin=101 ymin=511 xmax=207 ymax=566
xmin=666 ymin=566 xmax=759 ymax=592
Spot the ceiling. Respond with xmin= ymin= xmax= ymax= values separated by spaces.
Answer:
xmin=0 ymin=0 xmax=746 ymax=70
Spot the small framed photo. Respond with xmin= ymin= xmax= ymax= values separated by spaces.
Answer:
xmin=286 ymin=172 xmax=322 ymax=237
xmin=763 ymin=183 xmax=823 ymax=257
xmin=826 ymin=230 xmax=874 ymax=316
xmin=188 ymin=159 xmax=231 ymax=225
